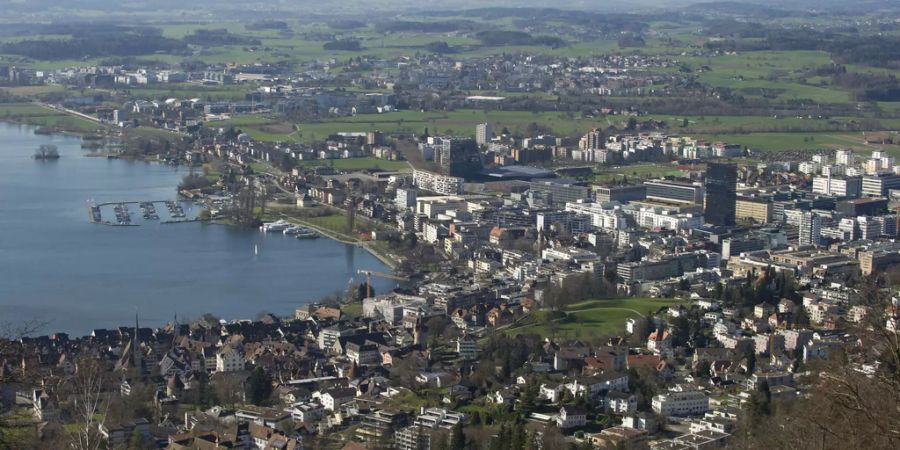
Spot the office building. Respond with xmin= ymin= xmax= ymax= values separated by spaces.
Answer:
xmin=735 ymin=196 xmax=772 ymax=224
xmin=704 ymin=163 xmax=737 ymax=226
xmin=836 ymin=197 xmax=888 ymax=216
xmin=862 ymin=173 xmax=900 ymax=197
xmin=812 ymin=175 xmax=861 ymax=198
xmin=594 ymin=184 xmax=647 ymax=203
xmin=434 ymin=137 xmax=482 ymax=178
xmin=529 ymin=179 xmax=591 ymax=207
xmin=644 ymin=180 xmax=705 ymax=204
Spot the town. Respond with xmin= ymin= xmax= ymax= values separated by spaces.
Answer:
xmin=0 ymin=2 xmax=899 ymax=450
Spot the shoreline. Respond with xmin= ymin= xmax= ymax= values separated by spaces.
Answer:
xmin=267 ymin=212 xmax=399 ymax=270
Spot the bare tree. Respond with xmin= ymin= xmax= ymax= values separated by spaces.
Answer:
xmin=67 ymin=357 xmax=107 ymax=450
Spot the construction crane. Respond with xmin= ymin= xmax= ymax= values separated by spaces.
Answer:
xmin=357 ymin=270 xmax=408 ymax=298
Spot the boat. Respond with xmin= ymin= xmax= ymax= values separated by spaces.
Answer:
xmin=260 ymin=220 xmax=291 ymax=232
xmin=294 ymin=230 xmax=319 ymax=239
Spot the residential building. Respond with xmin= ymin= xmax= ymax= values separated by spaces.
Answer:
xmin=652 ymin=387 xmax=710 ymax=417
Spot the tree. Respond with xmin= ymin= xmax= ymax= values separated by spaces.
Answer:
xmin=625 ymin=117 xmax=638 ymax=131
xmin=68 ymin=357 xmax=107 ymax=450
xmin=246 ymin=367 xmax=273 ymax=406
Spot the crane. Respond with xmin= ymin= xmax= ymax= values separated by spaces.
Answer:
xmin=357 ymin=269 xmax=408 ymax=298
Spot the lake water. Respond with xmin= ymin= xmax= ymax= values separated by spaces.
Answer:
xmin=0 ymin=123 xmax=393 ymax=335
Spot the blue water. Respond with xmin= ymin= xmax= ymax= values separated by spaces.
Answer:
xmin=0 ymin=123 xmax=392 ymax=335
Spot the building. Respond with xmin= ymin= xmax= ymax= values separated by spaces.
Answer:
xmin=529 ymin=179 xmax=591 ymax=207
xmin=215 ymin=345 xmax=244 ymax=373
xmin=413 ymin=170 xmax=464 ymax=195
xmin=861 ymin=173 xmax=900 ymax=197
xmin=644 ymin=180 xmax=705 ymax=204
xmin=557 ymin=406 xmax=588 ymax=429
xmin=652 ymin=387 xmax=710 ymax=416
xmin=434 ymin=137 xmax=482 ymax=178
xmin=356 ymin=409 xmax=408 ymax=446
xmin=475 ymin=123 xmax=492 ymax=146
xmin=836 ymin=197 xmax=888 ymax=216
xmin=456 ymin=336 xmax=478 ymax=359
xmin=798 ymin=211 xmax=822 ymax=247
xmin=812 ymin=175 xmax=861 ymax=198
xmin=735 ymin=196 xmax=772 ymax=224
xmin=395 ymin=188 xmax=417 ymax=210
xmin=594 ymin=184 xmax=647 ymax=203
xmin=704 ymin=163 xmax=737 ymax=226
xmin=721 ymin=236 xmax=766 ymax=259
xmin=320 ymin=387 xmax=356 ymax=411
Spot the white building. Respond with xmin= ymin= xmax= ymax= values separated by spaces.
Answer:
xmin=413 ymin=170 xmax=464 ymax=195
xmin=475 ymin=123 xmax=492 ymax=146
xmin=215 ymin=346 xmax=244 ymax=373
xmin=652 ymin=386 xmax=710 ymax=417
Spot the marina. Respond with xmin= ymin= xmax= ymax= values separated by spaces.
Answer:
xmin=87 ymin=200 xmax=200 ymax=226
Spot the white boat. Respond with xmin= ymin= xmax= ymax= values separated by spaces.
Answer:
xmin=260 ymin=220 xmax=291 ymax=232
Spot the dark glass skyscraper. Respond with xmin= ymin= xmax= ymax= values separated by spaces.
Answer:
xmin=704 ymin=162 xmax=737 ymax=226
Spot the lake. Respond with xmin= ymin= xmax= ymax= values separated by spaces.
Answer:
xmin=0 ymin=123 xmax=393 ymax=335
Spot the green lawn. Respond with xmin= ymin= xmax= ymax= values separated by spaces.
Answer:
xmin=695 ymin=132 xmax=898 ymax=154
xmin=296 ymin=157 xmax=410 ymax=171
xmin=594 ymin=163 xmax=687 ymax=183
xmin=508 ymin=297 xmax=684 ymax=339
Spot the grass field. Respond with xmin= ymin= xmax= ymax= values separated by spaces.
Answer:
xmin=0 ymin=102 xmax=101 ymax=132
xmin=508 ymin=297 xmax=684 ymax=339
xmin=593 ymin=163 xmax=687 ymax=182
xmin=696 ymin=131 xmax=900 ymax=154
xmin=295 ymin=157 xmax=410 ymax=171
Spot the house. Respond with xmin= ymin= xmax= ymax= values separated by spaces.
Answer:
xmin=647 ymin=329 xmax=672 ymax=355
xmin=488 ymin=388 xmax=517 ymax=407
xmin=287 ymin=401 xmax=325 ymax=423
xmin=607 ymin=392 xmax=637 ymax=415
xmin=589 ymin=426 xmax=648 ymax=449
xmin=320 ymin=387 xmax=357 ymax=411
xmin=99 ymin=419 xmax=150 ymax=448
xmin=622 ymin=413 xmax=658 ymax=432
xmin=345 ymin=341 xmax=379 ymax=366
xmin=540 ymin=383 xmax=565 ymax=403
xmin=556 ymin=406 xmax=587 ymax=429
xmin=216 ymin=345 xmax=245 ymax=373
xmin=415 ymin=372 xmax=453 ymax=388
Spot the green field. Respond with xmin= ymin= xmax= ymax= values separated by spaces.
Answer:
xmin=593 ymin=163 xmax=687 ymax=183
xmin=296 ymin=157 xmax=410 ymax=171
xmin=0 ymin=102 xmax=101 ymax=132
xmin=508 ymin=297 xmax=684 ymax=339
xmin=696 ymin=132 xmax=900 ymax=154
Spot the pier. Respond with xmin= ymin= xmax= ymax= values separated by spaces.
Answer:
xmin=88 ymin=200 xmax=202 ymax=226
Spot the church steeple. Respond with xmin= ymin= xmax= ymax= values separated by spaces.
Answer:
xmin=132 ymin=311 xmax=142 ymax=372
